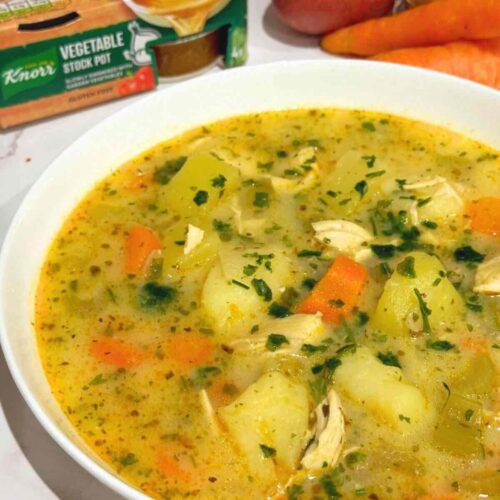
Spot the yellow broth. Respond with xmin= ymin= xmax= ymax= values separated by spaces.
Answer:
xmin=36 ymin=109 xmax=500 ymax=499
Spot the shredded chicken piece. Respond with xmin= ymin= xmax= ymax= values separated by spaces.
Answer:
xmin=269 ymin=147 xmax=319 ymax=194
xmin=474 ymin=255 xmax=500 ymax=296
xmin=301 ymin=389 xmax=345 ymax=470
xmin=199 ymin=390 xmax=220 ymax=436
xmin=230 ymin=314 xmax=325 ymax=354
xmin=184 ymin=224 xmax=204 ymax=255
xmin=230 ymin=198 xmax=265 ymax=235
xmin=403 ymin=176 xmax=447 ymax=190
xmin=312 ymin=220 xmax=373 ymax=260
xmin=402 ymin=176 xmax=463 ymax=223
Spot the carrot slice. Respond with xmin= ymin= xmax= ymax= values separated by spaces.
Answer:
xmin=468 ymin=197 xmax=500 ymax=237
xmin=124 ymin=224 xmax=162 ymax=275
xmin=321 ymin=0 xmax=500 ymax=56
xmin=127 ymin=172 xmax=153 ymax=190
xmin=296 ymin=255 xmax=369 ymax=324
xmin=371 ymin=39 xmax=500 ymax=90
xmin=156 ymin=449 xmax=192 ymax=484
xmin=90 ymin=337 xmax=144 ymax=368
xmin=166 ymin=333 xmax=214 ymax=371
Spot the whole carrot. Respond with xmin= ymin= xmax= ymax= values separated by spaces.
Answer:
xmin=322 ymin=0 xmax=500 ymax=56
xmin=371 ymin=39 xmax=500 ymax=89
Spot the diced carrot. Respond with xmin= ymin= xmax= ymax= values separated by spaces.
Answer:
xmin=371 ymin=39 xmax=500 ymax=90
xmin=321 ymin=0 xmax=500 ymax=56
xmin=459 ymin=336 xmax=489 ymax=354
xmin=90 ymin=337 xmax=145 ymax=368
xmin=156 ymin=449 xmax=193 ymax=485
xmin=468 ymin=197 xmax=500 ymax=237
xmin=124 ymin=224 xmax=162 ymax=275
xmin=166 ymin=333 xmax=214 ymax=371
xmin=127 ymin=172 xmax=153 ymax=190
xmin=296 ymin=254 xmax=369 ymax=324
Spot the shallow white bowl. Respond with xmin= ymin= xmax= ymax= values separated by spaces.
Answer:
xmin=1 ymin=60 xmax=499 ymax=499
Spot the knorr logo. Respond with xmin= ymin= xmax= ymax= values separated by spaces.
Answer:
xmin=1 ymin=47 xmax=58 ymax=100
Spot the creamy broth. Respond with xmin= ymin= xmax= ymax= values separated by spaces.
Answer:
xmin=36 ymin=109 xmax=500 ymax=499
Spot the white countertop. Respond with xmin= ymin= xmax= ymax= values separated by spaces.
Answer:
xmin=0 ymin=1 xmax=330 ymax=498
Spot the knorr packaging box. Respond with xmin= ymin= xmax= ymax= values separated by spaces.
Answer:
xmin=0 ymin=0 xmax=247 ymax=128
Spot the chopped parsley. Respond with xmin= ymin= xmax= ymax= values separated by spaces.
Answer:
xmin=414 ymin=288 xmax=432 ymax=333
xmin=362 ymin=154 xmax=376 ymax=167
xmin=398 ymin=414 xmax=411 ymax=423
xmin=300 ymin=343 xmax=328 ymax=356
xmin=426 ymin=340 xmax=455 ymax=351
xmin=357 ymin=311 xmax=369 ymax=326
xmin=243 ymin=264 xmax=258 ymax=276
xmin=371 ymin=244 xmax=397 ymax=259
xmin=259 ymin=444 xmax=276 ymax=458
xmin=397 ymin=256 xmax=416 ymax=279
xmin=193 ymin=190 xmax=209 ymax=206
xmin=377 ymin=351 xmax=401 ymax=368
xmin=232 ymin=279 xmax=249 ymax=290
xmin=138 ymin=282 xmax=176 ymax=309
xmin=212 ymin=219 xmax=233 ymax=241
xmin=257 ymin=161 xmax=274 ymax=171
xmin=268 ymin=302 xmax=291 ymax=318
xmin=119 ymin=453 xmax=138 ymax=467
xmin=454 ymin=245 xmax=485 ymax=263
xmin=465 ymin=409 xmax=474 ymax=422
xmin=466 ymin=302 xmax=483 ymax=312
xmin=252 ymin=278 xmax=273 ymax=302
xmin=153 ymin=156 xmax=187 ymax=185
xmin=298 ymin=249 xmax=322 ymax=258
xmin=266 ymin=334 xmax=289 ymax=351
xmin=211 ymin=174 xmax=226 ymax=188
xmin=253 ymin=192 xmax=269 ymax=208
xmin=191 ymin=366 xmax=221 ymax=389
xmin=361 ymin=122 xmax=376 ymax=132
xmin=354 ymin=180 xmax=368 ymax=198
xmin=302 ymin=277 xmax=317 ymax=290
xmin=88 ymin=374 xmax=106 ymax=386
xmin=421 ymin=220 xmax=438 ymax=229
xmin=366 ymin=169 xmax=385 ymax=178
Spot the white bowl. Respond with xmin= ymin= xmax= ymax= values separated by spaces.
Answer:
xmin=1 ymin=60 xmax=499 ymax=499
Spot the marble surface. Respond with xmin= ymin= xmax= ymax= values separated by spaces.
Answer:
xmin=0 ymin=1 xmax=331 ymax=498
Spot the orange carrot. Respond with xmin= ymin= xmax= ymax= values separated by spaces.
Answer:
xmin=124 ymin=224 xmax=162 ymax=275
xmin=127 ymin=172 xmax=153 ymax=190
xmin=166 ymin=333 xmax=214 ymax=371
xmin=156 ymin=449 xmax=193 ymax=484
xmin=296 ymin=254 xmax=369 ymax=324
xmin=371 ymin=39 xmax=500 ymax=89
xmin=321 ymin=0 xmax=500 ymax=56
xmin=90 ymin=337 xmax=145 ymax=368
xmin=468 ymin=197 xmax=500 ymax=236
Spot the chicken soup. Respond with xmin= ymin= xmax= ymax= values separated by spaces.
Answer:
xmin=36 ymin=109 xmax=500 ymax=499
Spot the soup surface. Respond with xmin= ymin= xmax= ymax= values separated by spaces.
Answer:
xmin=36 ymin=109 xmax=500 ymax=499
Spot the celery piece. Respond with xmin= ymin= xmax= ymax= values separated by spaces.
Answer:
xmin=450 ymin=355 xmax=495 ymax=399
xmin=433 ymin=393 xmax=483 ymax=457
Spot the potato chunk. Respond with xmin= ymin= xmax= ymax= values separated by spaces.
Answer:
xmin=372 ymin=251 xmax=464 ymax=336
xmin=218 ymin=372 xmax=309 ymax=483
xmin=334 ymin=347 xmax=428 ymax=432
xmin=202 ymin=245 xmax=292 ymax=335
xmin=160 ymin=154 xmax=240 ymax=216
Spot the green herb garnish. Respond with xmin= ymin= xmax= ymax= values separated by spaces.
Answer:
xmin=397 ymin=256 xmax=416 ymax=279
xmin=193 ymin=190 xmax=209 ymax=206
xmin=377 ymin=351 xmax=401 ymax=368
xmin=253 ymin=192 xmax=269 ymax=208
xmin=454 ymin=246 xmax=485 ymax=263
xmin=414 ymin=288 xmax=432 ymax=333
xmin=259 ymin=444 xmax=276 ymax=458
xmin=252 ymin=278 xmax=272 ymax=302
xmin=266 ymin=334 xmax=289 ymax=351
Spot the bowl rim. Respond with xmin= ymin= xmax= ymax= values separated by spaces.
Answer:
xmin=1 ymin=59 xmax=499 ymax=499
